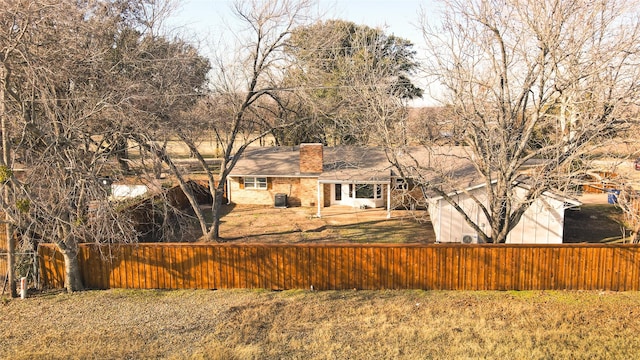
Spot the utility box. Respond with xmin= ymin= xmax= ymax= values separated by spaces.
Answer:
xmin=275 ymin=193 xmax=288 ymax=208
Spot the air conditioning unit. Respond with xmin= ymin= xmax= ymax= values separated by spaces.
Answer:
xmin=274 ymin=193 xmax=288 ymax=208
xmin=461 ymin=233 xmax=478 ymax=244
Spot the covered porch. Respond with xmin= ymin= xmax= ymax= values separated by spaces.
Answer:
xmin=316 ymin=180 xmax=392 ymax=219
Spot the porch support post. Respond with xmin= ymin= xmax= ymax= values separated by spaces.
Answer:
xmin=226 ymin=177 xmax=231 ymax=204
xmin=386 ymin=183 xmax=391 ymax=218
xmin=316 ymin=180 xmax=322 ymax=218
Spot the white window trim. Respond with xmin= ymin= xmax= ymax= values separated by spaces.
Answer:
xmin=354 ymin=183 xmax=383 ymax=200
xmin=244 ymin=176 xmax=268 ymax=190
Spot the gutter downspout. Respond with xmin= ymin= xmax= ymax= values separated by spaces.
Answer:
xmin=316 ymin=180 xmax=322 ymax=218
xmin=386 ymin=183 xmax=391 ymax=218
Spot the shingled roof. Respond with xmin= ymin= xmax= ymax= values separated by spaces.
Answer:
xmin=229 ymin=145 xmax=482 ymax=186
xmin=229 ymin=146 xmax=395 ymax=181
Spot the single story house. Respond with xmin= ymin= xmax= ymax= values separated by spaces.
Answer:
xmin=228 ymin=144 xmax=581 ymax=244
xmin=227 ymin=143 xmax=425 ymax=217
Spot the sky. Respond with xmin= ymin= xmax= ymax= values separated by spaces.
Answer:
xmin=166 ymin=0 xmax=439 ymax=105
xmin=168 ymin=0 xmax=435 ymax=48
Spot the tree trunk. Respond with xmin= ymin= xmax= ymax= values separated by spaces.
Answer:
xmin=1 ymin=64 xmax=16 ymax=298
xmin=208 ymin=189 xmax=224 ymax=241
xmin=61 ymin=247 xmax=84 ymax=293
xmin=5 ymin=222 xmax=16 ymax=297
xmin=114 ymin=135 xmax=130 ymax=173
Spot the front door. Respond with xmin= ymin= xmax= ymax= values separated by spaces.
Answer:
xmin=331 ymin=183 xmax=352 ymax=205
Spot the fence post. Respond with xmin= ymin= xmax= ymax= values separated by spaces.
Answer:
xmin=20 ymin=277 xmax=26 ymax=299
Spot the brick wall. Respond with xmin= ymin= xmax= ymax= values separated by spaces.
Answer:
xmin=229 ymin=176 xmax=322 ymax=207
xmin=299 ymin=177 xmax=320 ymax=207
xmin=230 ymin=177 xmax=316 ymax=207
xmin=299 ymin=143 xmax=323 ymax=174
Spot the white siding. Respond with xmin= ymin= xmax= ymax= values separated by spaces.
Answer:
xmin=110 ymin=184 xmax=148 ymax=200
xmin=429 ymin=186 xmax=567 ymax=244
xmin=506 ymin=191 xmax=565 ymax=244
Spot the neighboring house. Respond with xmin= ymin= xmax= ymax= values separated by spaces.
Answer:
xmin=428 ymin=182 xmax=581 ymax=244
xmin=227 ymin=143 xmax=421 ymax=217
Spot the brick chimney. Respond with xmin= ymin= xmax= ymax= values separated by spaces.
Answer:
xmin=299 ymin=143 xmax=323 ymax=174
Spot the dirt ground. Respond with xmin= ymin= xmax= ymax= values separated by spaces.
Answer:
xmin=564 ymin=193 xmax=630 ymax=243
xmin=181 ymin=192 xmax=626 ymax=244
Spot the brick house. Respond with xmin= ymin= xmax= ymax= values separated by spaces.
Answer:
xmin=228 ymin=144 xmax=580 ymax=243
xmin=227 ymin=144 xmax=420 ymax=217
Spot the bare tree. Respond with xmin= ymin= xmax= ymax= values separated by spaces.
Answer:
xmin=616 ymin=185 xmax=640 ymax=242
xmin=0 ymin=0 xmax=198 ymax=292
xmin=162 ymin=0 xmax=316 ymax=241
xmin=392 ymin=0 xmax=640 ymax=243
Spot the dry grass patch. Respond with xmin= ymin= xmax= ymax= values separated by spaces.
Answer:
xmin=215 ymin=205 xmax=435 ymax=243
xmin=2 ymin=289 xmax=640 ymax=359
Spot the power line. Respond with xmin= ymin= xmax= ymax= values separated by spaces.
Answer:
xmin=2 ymin=83 xmax=417 ymax=103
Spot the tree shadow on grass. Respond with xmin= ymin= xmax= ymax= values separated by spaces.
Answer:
xmin=563 ymin=204 xmax=628 ymax=243
xmin=221 ymin=218 xmax=435 ymax=244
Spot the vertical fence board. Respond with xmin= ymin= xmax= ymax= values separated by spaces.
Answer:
xmin=175 ymin=246 xmax=185 ymax=289
xmin=245 ymin=246 xmax=256 ymax=289
xmin=111 ymin=247 xmax=122 ymax=288
xmin=263 ymin=246 xmax=274 ymax=290
xmin=579 ymin=247 xmax=589 ymax=291
xmin=188 ymin=246 xmax=197 ymax=289
xmin=330 ymin=247 xmax=338 ymax=289
xmin=626 ymin=248 xmax=638 ymax=290
xmin=211 ymin=246 xmax=221 ymax=289
xmin=222 ymin=246 xmax=232 ymax=289
xmin=122 ymin=245 xmax=131 ymax=288
xmin=204 ymin=247 xmax=213 ymax=289
xmin=193 ymin=247 xmax=202 ymax=289
xmin=144 ymin=246 xmax=153 ymax=289
xmin=611 ymin=247 xmax=621 ymax=291
xmin=283 ymin=247 xmax=293 ymax=289
xmin=131 ymin=246 xmax=140 ymax=289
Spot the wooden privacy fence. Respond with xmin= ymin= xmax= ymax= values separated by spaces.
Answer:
xmin=38 ymin=243 xmax=640 ymax=291
xmin=0 ymin=253 xmax=6 ymax=282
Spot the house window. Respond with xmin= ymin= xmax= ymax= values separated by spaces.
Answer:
xmin=244 ymin=177 xmax=267 ymax=189
xmin=335 ymin=184 xmax=342 ymax=200
xmin=355 ymin=184 xmax=374 ymax=199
